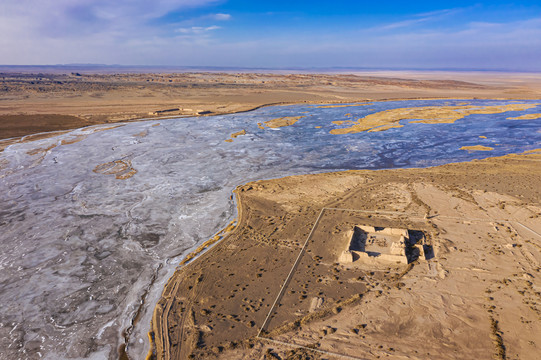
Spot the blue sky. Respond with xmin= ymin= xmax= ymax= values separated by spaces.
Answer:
xmin=1 ymin=1 xmax=540 ymax=70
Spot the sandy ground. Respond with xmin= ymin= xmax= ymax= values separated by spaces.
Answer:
xmin=150 ymin=150 xmax=541 ymax=360
xmin=3 ymin=71 xmax=541 ymax=144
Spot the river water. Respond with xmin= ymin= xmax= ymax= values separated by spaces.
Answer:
xmin=0 ymin=99 xmax=539 ymax=359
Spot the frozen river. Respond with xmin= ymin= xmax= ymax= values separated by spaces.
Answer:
xmin=0 ymin=99 xmax=540 ymax=359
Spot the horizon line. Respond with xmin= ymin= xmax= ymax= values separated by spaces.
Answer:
xmin=1 ymin=64 xmax=540 ymax=74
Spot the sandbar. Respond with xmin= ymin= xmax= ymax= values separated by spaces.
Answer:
xmin=507 ymin=113 xmax=541 ymax=120
xmin=262 ymin=116 xmax=305 ymax=129
xmin=460 ymin=145 xmax=494 ymax=151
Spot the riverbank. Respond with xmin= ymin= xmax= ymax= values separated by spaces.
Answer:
xmin=149 ymin=149 xmax=541 ymax=359
xmin=3 ymin=71 xmax=541 ymax=142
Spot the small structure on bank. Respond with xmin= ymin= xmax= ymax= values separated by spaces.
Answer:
xmin=339 ymin=225 xmax=425 ymax=265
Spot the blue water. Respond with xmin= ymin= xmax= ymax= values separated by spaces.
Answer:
xmin=222 ymin=99 xmax=540 ymax=170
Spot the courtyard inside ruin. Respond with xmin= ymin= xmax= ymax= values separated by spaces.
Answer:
xmin=339 ymin=225 xmax=431 ymax=265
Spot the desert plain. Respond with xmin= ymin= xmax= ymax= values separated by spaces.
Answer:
xmin=0 ymin=69 xmax=540 ymax=360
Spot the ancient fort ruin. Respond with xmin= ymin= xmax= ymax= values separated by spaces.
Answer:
xmin=339 ymin=225 xmax=427 ymax=265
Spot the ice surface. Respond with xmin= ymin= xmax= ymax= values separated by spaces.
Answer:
xmin=0 ymin=100 xmax=539 ymax=359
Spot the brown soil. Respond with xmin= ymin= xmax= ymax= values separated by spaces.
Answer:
xmin=149 ymin=150 xmax=541 ymax=360
xmin=2 ymin=71 xmax=541 ymax=142
xmin=0 ymin=114 xmax=97 ymax=139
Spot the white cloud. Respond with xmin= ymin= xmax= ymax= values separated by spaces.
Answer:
xmin=0 ymin=0 xmax=220 ymax=40
xmin=0 ymin=0 xmax=224 ymax=64
xmin=175 ymin=25 xmax=221 ymax=34
xmin=375 ymin=8 xmax=462 ymax=31
xmin=212 ymin=13 xmax=231 ymax=21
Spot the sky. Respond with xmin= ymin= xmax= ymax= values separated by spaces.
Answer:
xmin=1 ymin=1 xmax=541 ymax=71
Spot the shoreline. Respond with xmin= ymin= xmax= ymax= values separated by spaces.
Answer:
xmin=149 ymin=185 xmax=245 ymax=359
xmin=3 ymin=70 xmax=541 ymax=142
xmin=1 ymin=95 xmax=537 ymax=147
xmin=146 ymin=149 xmax=541 ymax=359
